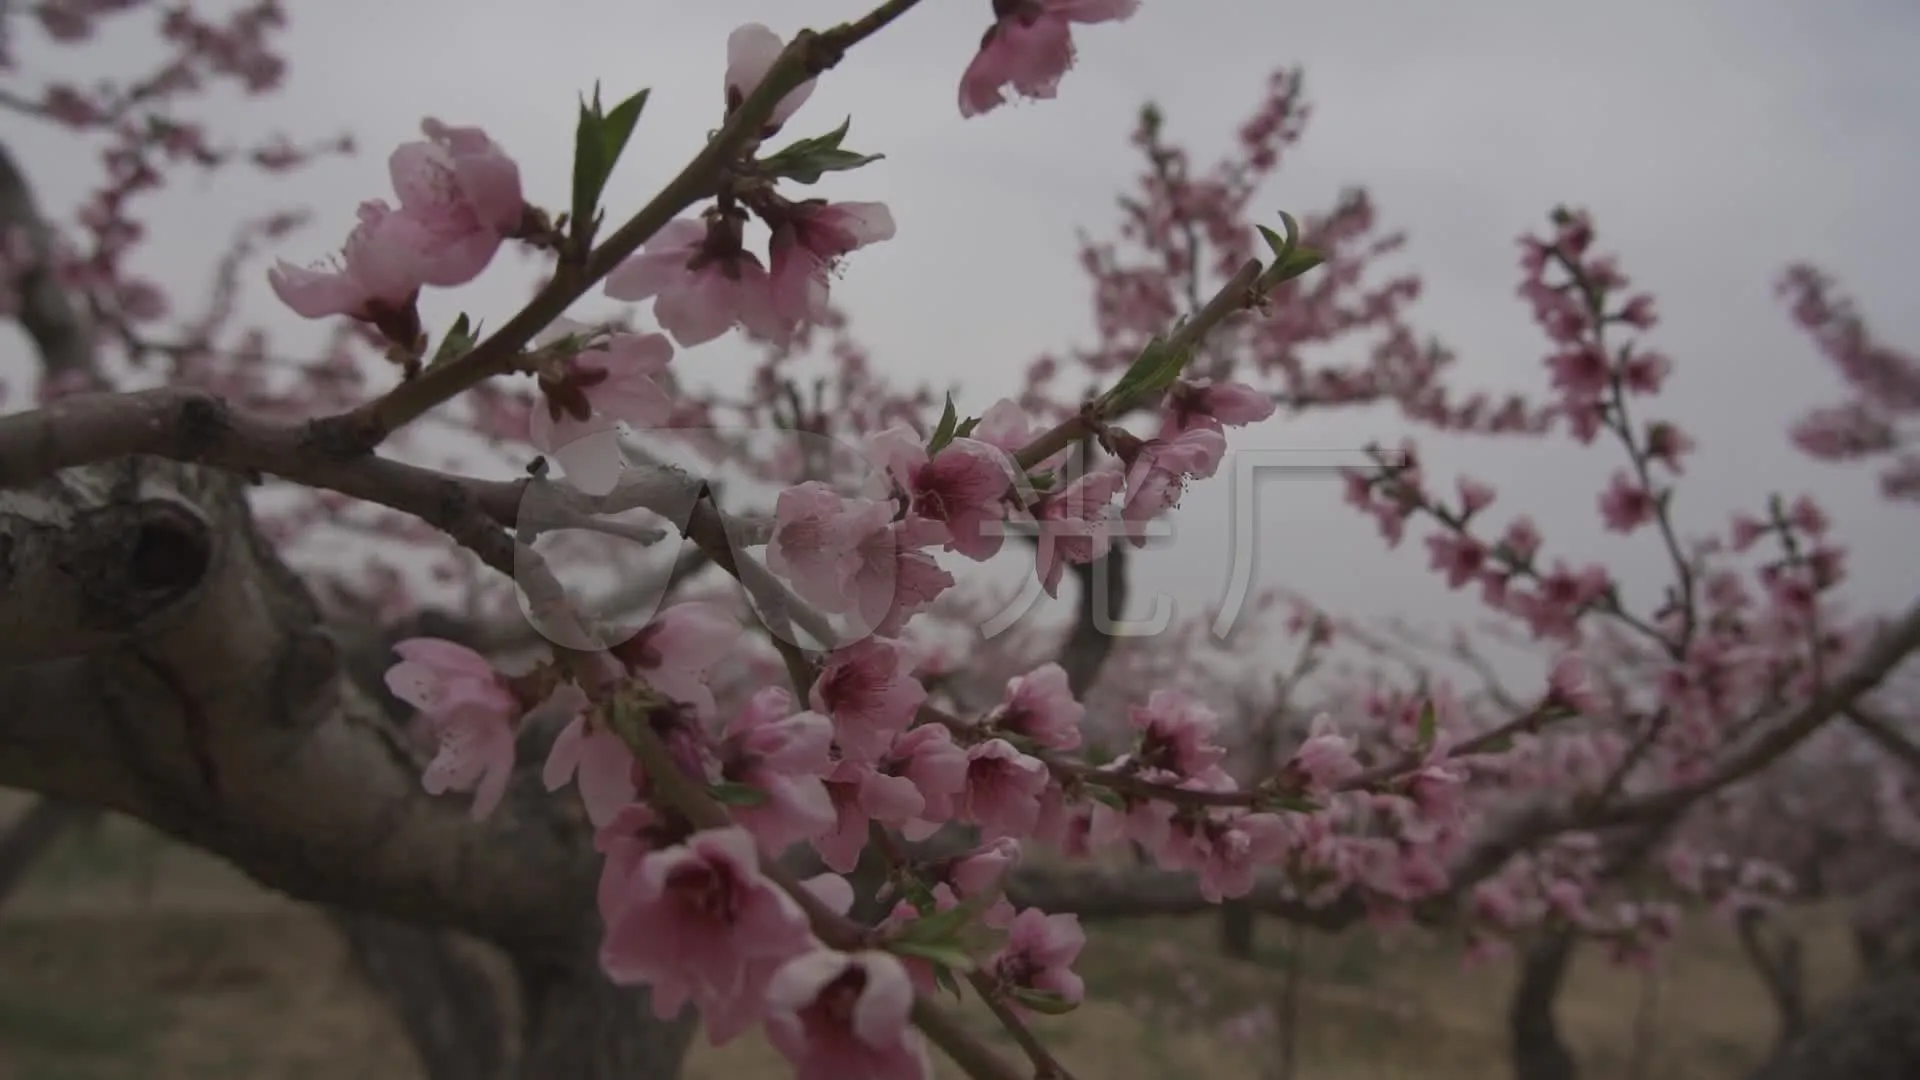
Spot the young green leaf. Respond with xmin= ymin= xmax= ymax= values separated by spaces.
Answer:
xmin=708 ymin=781 xmax=770 ymax=808
xmin=889 ymin=939 xmax=978 ymax=973
xmin=570 ymin=84 xmax=651 ymax=245
xmin=892 ymin=892 xmax=993 ymax=946
xmin=1264 ymin=793 xmax=1323 ymax=814
xmin=757 ymin=117 xmax=884 ymax=185
xmin=1009 ymin=987 xmax=1081 ymax=1015
xmin=1416 ymin=699 xmax=1438 ymax=751
xmin=926 ymin=393 xmax=960 ymax=455
xmin=426 ymin=313 xmax=479 ymax=370
xmin=1270 ymin=246 xmax=1326 ymax=282
xmin=932 ymin=964 xmax=966 ymax=1000
xmin=1255 ymin=211 xmax=1325 ymax=287
xmin=1097 ymin=333 xmax=1194 ymax=416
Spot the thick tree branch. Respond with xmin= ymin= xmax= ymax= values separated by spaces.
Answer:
xmin=1844 ymin=704 xmax=1920 ymax=774
xmin=1001 ymin=860 xmax=1361 ymax=927
xmin=1567 ymin=598 xmax=1920 ymax=830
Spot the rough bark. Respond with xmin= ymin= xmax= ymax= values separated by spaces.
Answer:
xmin=1747 ymin=880 xmax=1920 ymax=1080
xmin=516 ymin=962 xmax=696 ymax=1080
xmin=330 ymin=909 xmax=513 ymax=1080
xmin=0 ymin=453 xmax=691 ymax=1078
xmin=1508 ymin=927 xmax=1580 ymax=1080
xmin=1735 ymin=909 xmax=1808 ymax=1057
xmin=1218 ymin=897 xmax=1257 ymax=959
xmin=1745 ymin=969 xmax=1920 ymax=1080
xmin=1059 ymin=546 xmax=1128 ymax=698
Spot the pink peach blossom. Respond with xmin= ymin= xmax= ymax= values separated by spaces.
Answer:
xmin=958 ymin=0 xmax=1140 ymax=119
xmin=1598 ymin=470 xmax=1656 ymax=533
xmin=867 ymin=427 xmax=1016 ymax=561
xmin=955 ymin=738 xmax=1049 ymax=840
xmin=387 ymin=117 xmax=524 ymax=286
xmin=383 ymin=638 xmax=523 ymax=820
xmin=605 ymin=601 xmax=744 ymax=717
xmin=725 ymin=24 xmax=818 ymax=133
xmin=600 ymin=827 xmax=815 ymax=1037
xmin=768 ymin=200 xmax=897 ymax=329
xmin=810 ymin=639 xmax=927 ymax=762
xmin=765 ymin=949 xmax=931 ymax=1080
xmin=1126 ymin=689 xmax=1227 ymax=779
xmin=1032 ymin=466 xmax=1125 ymax=596
xmin=529 ymin=330 xmax=676 ymax=496
xmin=989 ymin=907 xmax=1086 ymax=1009
xmin=1118 ymin=427 xmax=1226 ymax=547
xmin=718 ymin=687 xmax=838 ymax=852
xmin=1283 ymin=715 xmax=1362 ymax=795
xmin=543 ymin=710 xmax=639 ymax=828
xmin=604 ymin=217 xmax=789 ymax=346
xmin=989 ymin=662 xmax=1084 ymax=750
xmin=813 ymin=757 xmax=929 ymax=873
xmin=767 ymin=484 xmax=891 ymax=615
xmin=1158 ymin=377 xmax=1275 ymax=438
xmin=592 ymin=802 xmax=687 ymax=923
xmin=877 ymin=723 xmax=971 ymax=841
xmin=848 ymin=515 xmax=957 ymax=638
xmin=267 ymin=199 xmax=425 ymax=343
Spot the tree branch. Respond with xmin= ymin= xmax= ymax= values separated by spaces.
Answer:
xmin=0 ymin=141 xmax=105 ymax=389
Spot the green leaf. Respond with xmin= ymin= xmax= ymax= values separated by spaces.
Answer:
xmin=1270 ymin=246 xmax=1326 ymax=282
xmin=1416 ymin=699 xmax=1438 ymax=750
xmin=926 ymin=393 xmax=960 ymax=455
xmin=889 ymin=939 xmax=977 ymax=973
xmin=1255 ymin=211 xmax=1325 ymax=287
xmin=1097 ymin=333 xmax=1194 ymax=416
xmin=774 ymin=116 xmax=852 ymax=156
xmin=758 ymin=117 xmax=884 ymax=184
xmin=932 ymin=964 xmax=965 ymax=1000
xmin=1085 ymin=785 xmax=1126 ymax=811
xmin=954 ymin=415 xmax=982 ymax=440
xmin=1265 ymin=793 xmax=1322 ymax=814
xmin=1256 ymin=224 xmax=1289 ymax=260
xmin=893 ymin=891 xmax=992 ymax=946
xmin=571 ymin=84 xmax=651 ymax=244
xmin=708 ymin=782 xmax=769 ymax=808
xmin=768 ymin=148 xmax=885 ymax=185
xmin=426 ymin=313 xmax=480 ymax=370
xmin=1009 ymin=987 xmax=1080 ymax=1015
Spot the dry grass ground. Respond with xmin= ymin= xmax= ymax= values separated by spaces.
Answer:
xmin=0 ymin=805 xmax=1863 ymax=1080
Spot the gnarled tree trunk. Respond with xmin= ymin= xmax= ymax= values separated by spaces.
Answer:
xmin=1508 ymin=927 xmax=1579 ymax=1080
xmin=0 ymin=453 xmax=692 ymax=1078
xmin=1735 ymin=908 xmax=1808 ymax=1057
xmin=1746 ymin=969 xmax=1920 ymax=1080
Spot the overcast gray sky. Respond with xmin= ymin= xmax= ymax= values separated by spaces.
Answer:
xmin=8 ymin=0 xmax=1919 ymax=683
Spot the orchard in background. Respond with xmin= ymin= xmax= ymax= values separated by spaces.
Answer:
xmin=2 ymin=3 xmax=1917 ymax=1080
